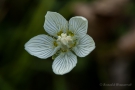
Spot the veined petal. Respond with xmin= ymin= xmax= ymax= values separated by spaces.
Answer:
xmin=44 ymin=11 xmax=68 ymax=37
xmin=69 ymin=16 xmax=88 ymax=38
xmin=72 ymin=34 xmax=95 ymax=57
xmin=25 ymin=34 xmax=59 ymax=59
xmin=52 ymin=51 xmax=77 ymax=75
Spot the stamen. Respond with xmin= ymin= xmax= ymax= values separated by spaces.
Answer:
xmin=57 ymin=33 xmax=73 ymax=46
xmin=53 ymin=41 xmax=58 ymax=47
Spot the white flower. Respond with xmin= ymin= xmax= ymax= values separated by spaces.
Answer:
xmin=25 ymin=11 xmax=95 ymax=75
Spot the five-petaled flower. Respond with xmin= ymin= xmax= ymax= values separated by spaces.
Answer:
xmin=25 ymin=11 xmax=95 ymax=75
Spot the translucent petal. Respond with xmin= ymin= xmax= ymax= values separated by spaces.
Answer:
xmin=44 ymin=11 xmax=68 ymax=37
xmin=72 ymin=34 xmax=95 ymax=57
xmin=69 ymin=16 xmax=88 ymax=38
xmin=52 ymin=51 xmax=77 ymax=75
xmin=25 ymin=34 xmax=59 ymax=59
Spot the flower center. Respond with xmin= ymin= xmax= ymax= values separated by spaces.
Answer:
xmin=57 ymin=33 xmax=73 ymax=46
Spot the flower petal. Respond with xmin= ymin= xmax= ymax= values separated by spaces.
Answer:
xmin=72 ymin=34 xmax=95 ymax=57
xmin=25 ymin=34 xmax=59 ymax=59
xmin=44 ymin=11 xmax=68 ymax=37
xmin=52 ymin=51 xmax=77 ymax=75
xmin=69 ymin=16 xmax=88 ymax=38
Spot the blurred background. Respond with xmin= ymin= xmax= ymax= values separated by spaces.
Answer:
xmin=0 ymin=0 xmax=135 ymax=90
